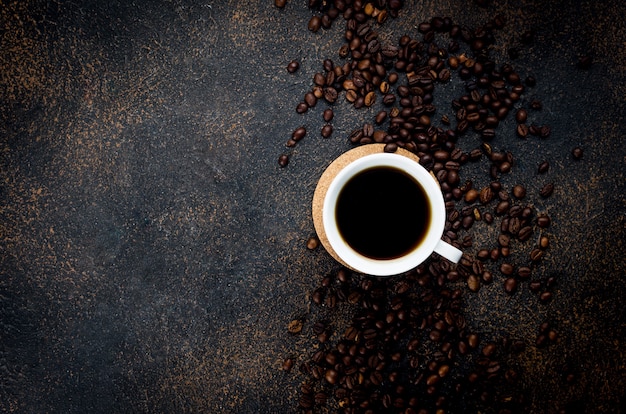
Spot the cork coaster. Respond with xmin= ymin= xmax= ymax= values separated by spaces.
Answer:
xmin=312 ymin=144 xmax=421 ymax=270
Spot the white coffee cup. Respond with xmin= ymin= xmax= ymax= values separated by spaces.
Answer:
xmin=321 ymin=152 xmax=462 ymax=276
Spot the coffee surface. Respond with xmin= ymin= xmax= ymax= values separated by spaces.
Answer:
xmin=335 ymin=166 xmax=431 ymax=260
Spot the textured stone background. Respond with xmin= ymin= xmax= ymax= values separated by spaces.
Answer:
xmin=1 ymin=0 xmax=624 ymax=413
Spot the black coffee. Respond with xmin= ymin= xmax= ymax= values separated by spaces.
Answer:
xmin=335 ymin=166 xmax=431 ymax=260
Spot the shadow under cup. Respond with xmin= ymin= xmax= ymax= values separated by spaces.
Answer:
xmin=322 ymin=153 xmax=461 ymax=276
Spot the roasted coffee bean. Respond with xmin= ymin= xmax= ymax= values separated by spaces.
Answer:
xmin=512 ymin=184 xmax=526 ymax=199
xmin=304 ymin=92 xmax=317 ymax=107
xmin=321 ymin=124 xmax=333 ymax=138
xmin=500 ymin=263 xmax=514 ymax=275
xmin=308 ymin=16 xmax=322 ymax=32
xmin=465 ymin=188 xmax=479 ymax=203
xmin=320 ymin=110 xmax=333 ymax=124
xmin=540 ymin=291 xmax=553 ymax=303
xmin=538 ymin=161 xmax=550 ymax=174
xmin=517 ymin=266 xmax=531 ymax=279
xmin=296 ymin=102 xmax=309 ymax=114
xmin=516 ymin=123 xmax=529 ymax=137
xmin=467 ymin=275 xmax=480 ymax=292
xmin=384 ymin=142 xmax=398 ymax=153
xmin=292 ymin=127 xmax=307 ymax=141
xmin=515 ymin=109 xmax=528 ymax=123
xmin=275 ymin=0 xmax=286 ymax=8
xmin=572 ymin=146 xmax=583 ymax=160
xmin=518 ymin=226 xmax=533 ymax=241
xmin=375 ymin=110 xmax=387 ymax=124
xmin=498 ymin=234 xmax=510 ymax=247
xmin=323 ymin=87 xmax=338 ymax=103
xmin=540 ymin=183 xmax=554 ymax=197
xmin=537 ymin=214 xmax=551 ymax=228
xmin=479 ymin=187 xmax=493 ymax=204
xmin=495 ymin=200 xmax=510 ymax=215
xmin=306 ymin=236 xmax=319 ymax=250
xmin=278 ymin=154 xmax=289 ymax=167
xmin=287 ymin=59 xmax=299 ymax=72
xmin=324 ymin=368 xmax=338 ymax=384
xmin=530 ymin=247 xmax=544 ymax=262
xmin=282 ymin=357 xmax=294 ymax=371
xmin=504 ymin=277 xmax=518 ymax=294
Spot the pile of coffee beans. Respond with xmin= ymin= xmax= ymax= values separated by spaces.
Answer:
xmin=275 ymin=1 xmax=576 ymax=413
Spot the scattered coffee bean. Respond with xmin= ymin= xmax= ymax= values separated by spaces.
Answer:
xmin=512 ymin=184 xmax=527 ymax=199
xmin=572 ymin=146 xmax=583 ymax=160
xmin=306 ymin=236 xmax=319 ymax=250
xmin=538 ymin=161 xmax=550 ymax=174
xmin=321 ymin=124 xmax=333 ymax=138
xmin=287 ymin=8 xmax=561 ymax=413
xmin=308 ymin=15 xmax=321 ymax=32
xmin=287 ymin=319 xmax=303 ymax=334
xmin=540 ymin=183 xmax=554 ymax=198
xmin=278 ymin=154 xmax=289 ymax=167
xmin=282 ymin=357 xmax=294 ymax=371
xmin=323 ymin=108 xmax=334 ymax=122
xmin=286 ymin=59 xmax=299 ymax=73
xmin=537 ymin=214 xmax=551 ymax=228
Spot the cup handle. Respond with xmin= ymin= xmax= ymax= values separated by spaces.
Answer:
xmin=434 ymin=239 xmax=463 ymax=263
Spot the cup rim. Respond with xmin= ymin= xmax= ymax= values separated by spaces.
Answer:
xmin=322 ymin=153 xmax=446 ymax=276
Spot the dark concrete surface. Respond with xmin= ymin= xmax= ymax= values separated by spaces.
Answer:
xmin=1 ymin=0 xmax=624 ymax=413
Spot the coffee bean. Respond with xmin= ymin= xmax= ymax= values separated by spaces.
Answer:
xmin=484 ymin=212 xmax=494 ymax=224
xmin=324 ymin=368 xmax=338 ymax=384
xmin=540 ymin=291 xmax=553 ymax=303
xmin=282 ymin=357 xmax=294 ymax=371
xmin=538 ymin=161 xmax=549 ymax=174
xmin=498 ymin=234 xmax=510 ymax=247
xmin=468 ymin=333 xmax=479 ymax=348
xmin=278 ymin=154 xmax=289 ymax=167
xmin=296 ymin=102 xmax=309 ymax=114
xmin=275 ymin=0 xmax=286 ymax=8
xmin=467 ymin=275 xmax=480 ymax=292
xmin=537 ymin=214 xmax=551 ymax=228
xmin=322 ymin=108 xmax=333 ymax=122
xmin=516 ymin=123 xmax=529 ymax=138
xmin=530 ymin=247 xmax=543 ymax=262
xmin=495 ymin=200 xmax=510 ymax=215
xmin=287 ymin=59 xmax=299 ymax=72
xmin=288 ymin=319 xmax=303 ymax=334
xmin=292 ymin=127 xmax=306 ymax=141
xmin=323 ymin=87 xmax=338 ymax=103
xmin=572 ymin=146 xmax=583 ymax=160
xmin=384 ymin=142 xmax=398 ymax=153
xmin=306 ymin=236 xmax=319 ymax=250
xmin=308 ymin=16 xmax=322 ymax=32
xmin=540 ymin=183 xmax=554 ymax=198
xmin=517 ymin=266 xmax=531 ymax=279
xmin=479 ymin=187 xmax=493 ymax=204
xmin=515 ymin=109 xmax=528 ymax=123
xmin=500 ymin=263 xmax=514 ymax=275
xmin=464 ymin=188 xmax=479 ymax=203
xmin=512 ymin=184 xmax=526 ymax=199
xmin=504 ymin=277 xmax=518 ymax=294
xmin=321 ymin=124 xmax=333 ymax=138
